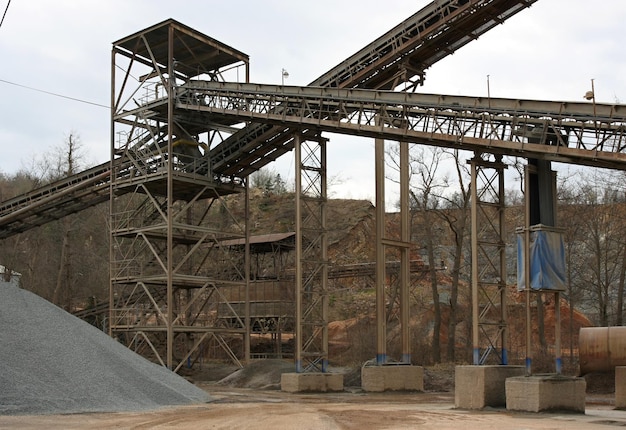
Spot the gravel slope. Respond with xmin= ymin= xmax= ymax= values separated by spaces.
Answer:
xmin=0 ymin=279 xmax=210 ymax=415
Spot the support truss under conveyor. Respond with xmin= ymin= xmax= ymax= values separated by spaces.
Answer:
xmin=183 ymin=81 xmax=626 ymax=171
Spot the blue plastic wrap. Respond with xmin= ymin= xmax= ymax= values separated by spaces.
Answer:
xmin=517 ymin=227 xmax=566 ymax=291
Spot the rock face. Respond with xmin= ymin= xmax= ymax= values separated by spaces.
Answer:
xmin=0 ymin=278 xmax=210 ymax=415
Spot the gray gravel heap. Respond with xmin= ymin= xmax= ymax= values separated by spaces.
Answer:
xmin=0 ymin=279 xmax=211 ymax=415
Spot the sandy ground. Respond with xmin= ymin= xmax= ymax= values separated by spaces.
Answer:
xmin=1 ymin=387 xmax=625 ymax=430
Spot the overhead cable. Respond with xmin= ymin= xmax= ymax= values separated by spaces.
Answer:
xmin=0 ymin=78 xmax=109 ymax=109
xmin=0 ymin=0 xmax=11 ymax=29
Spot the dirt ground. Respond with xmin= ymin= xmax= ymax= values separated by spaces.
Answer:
xmin=1 ymin=386 xmax=625 ymax=430
xmin=2 ymin=363 xmax=625 ymax=430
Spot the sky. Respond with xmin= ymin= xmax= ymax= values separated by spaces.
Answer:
xmin=1 ymin=0 xmax=625 ymax=203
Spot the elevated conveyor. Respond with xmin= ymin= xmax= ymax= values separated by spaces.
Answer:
xmin=180 ymin=82 xmax=626 ymax=171
xmin=210 ymin=0 xmax=538 ymax=177
xmin=0 ymin=162 xmax=113 ymax=239
xmin=0 ymin=0 xmax=538 ymax=238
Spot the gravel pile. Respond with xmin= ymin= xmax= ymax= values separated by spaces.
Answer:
xmin=0 ymin=278 xmax=211 ymax=415
xmin=217 ymin=359 xmax=294 ymax=389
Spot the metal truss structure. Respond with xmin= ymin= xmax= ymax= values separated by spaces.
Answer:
xmin=178 ymin=82 xmax=626 ymax=171
xmin=6 ymin=0 xmax=620 ymax=374
xmin=470 ymin=154 xmax=508 ymax=365
xmin=172 ymin=81 xmax=626 ymax=368
xmin=294 ymin=134 xmax=329 ymax=372
xmin=209 ymin=0 xmax=539 ymax=178
xmin=109 ymin=20 xmax=251 ymax=370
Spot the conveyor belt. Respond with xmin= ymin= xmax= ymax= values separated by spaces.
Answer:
xmin=181 ymin=82 xmax=626 ymax=171
xmin=210 ymin=0 xmax=538 ymax=177
xmin=0 ymin=0 xmax=538 ymax=238
xmin=0 ymin=162 xmax=113 ymax=239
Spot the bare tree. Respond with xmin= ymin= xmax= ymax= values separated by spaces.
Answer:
xmin=406 ymin=146 xmax=449 ymax=363
xmin=569 ymin=171 xmax=626 ymax=326
xmin=436 ymin=149 xmax=471 ymax=362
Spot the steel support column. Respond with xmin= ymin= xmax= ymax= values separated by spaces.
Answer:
xmin=294 ymin=133 xmax=328 ymax=372
xmin=375 ymin=138 xmax=412 ymax=365
xmin=375 ymin=137 xmax=386 ymax=364
xmin=470 ymin=153 xmax=508 ymax=365
xmin=400 ymin=141 xmax=411 ymax=363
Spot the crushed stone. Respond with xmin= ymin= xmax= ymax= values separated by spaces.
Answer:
xmin=217 ymin=359 xmax=294 ymax=389
xmin=0 ymin=279 xmax=211 ymax=415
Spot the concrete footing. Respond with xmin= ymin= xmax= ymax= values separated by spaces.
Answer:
xmin=361 ymin=365 xmax=423 ymax=392
xmin=505 ymin=375 xmax=586 ymax=413
xmin=455 ymin=365 xmax=525 ymax=409
xmin=616 ymin=366 xmax=626 ymax=409
xmin=280 ymin=372 xmax=344 ymax=393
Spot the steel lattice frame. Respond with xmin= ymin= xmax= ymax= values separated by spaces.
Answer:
xmin=180 ymin=82 xmax=626 ymax=171
xmin=294 ymin=133 xmax=329 ymax=372
xmin=470 ymin=154 xmax=508 ymax=365
xmin=109 ymin=20 xmax=251 ymax=370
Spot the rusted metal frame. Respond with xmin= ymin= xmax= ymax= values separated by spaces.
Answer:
xmin=170 ymin=185 xmax=210 ymax=223
xmin=131 ymin=332 xmax=166 ymax=367
xmin=211 ymin=334 xmax=244 ymax=368
xmin=191 ymin=82 xmax=626 ymax=120
xmin=112 ymin=282 xmax=145 ymax=323
xmin=171 ymin=284 xmax=213 ymax=327
xmin=136 ymin=183 xmax=168 ymax=224
xmin=207 ymin=246 xmax=246 ymax=285
xmin=136 ymin=281 xmax=168 ymax=326
xmin=172 ymin=232 xmax=210 ymax=274
xmin=209 ymin=283 xmax=245 ymax=330
xmin=185 ymin=288 xmax=216 ymax=327
xmin=211 ymin=192 xmax=247 ymax=237
xmin=112 ymin=47 xmax=136 ymax=113
xmin=478 ymin=324 xmax=506 ymax=364
xmin=470 ymin=155 xmax=507 ymax=365
xmin=523 ymin=164 xmax=532 ymax=375
xmin=113 ymin=40 xmax=169 ymax=117
xmin=243 ymin=180 xmax=251 ymax=363
xmin=138 ymin=232 xmax=168 ymax=273
xmin=188 ymin=88 xmax=626 ymax=167
xmin=171 ymin=30 xmax=212 ymax=77
xmin=173 ymin=332 xmax=211 ymax=373
xmin=294 ymin=133 xmax=328 ymax=372
xmin=0 ymin=171 xmax=110 ymax=229
xmin=318 ymin=0 xmax=481 ymax=89
xmin=164 ymin=25 xmax=176 ymax=369
xmin=375 ymin=133 xmax=387 ymax=365
xmin=294 ymin=134 xmax=304 ymax=372
xmin=477 ymin=280 xmax=502 ymax=321
xmin=171 ymin=284 xmax=210 ymax=326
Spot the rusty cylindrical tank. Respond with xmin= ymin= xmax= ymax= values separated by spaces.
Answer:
xmin=579 ymin=326 xmax=626 ymax=375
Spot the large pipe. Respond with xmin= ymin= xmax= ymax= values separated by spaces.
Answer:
xmin=579 ymin=327 xmax=626 ymax=375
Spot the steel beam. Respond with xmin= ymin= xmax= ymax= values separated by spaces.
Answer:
xmin=185 ymin=82 xmax=626 ymax=172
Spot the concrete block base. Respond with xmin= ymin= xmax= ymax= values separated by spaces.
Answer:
xmin=506 ymin=375 xmax=586 ymax=413
xmin=616 ymin=367 xmax=626 ymax=409
xmin=361 ymin=365 xmax=423 ymax=392
xmin=280 ymin=372 xmax=344 ymax=393
xmin=455 ymin=365 xmax=525 ymax=409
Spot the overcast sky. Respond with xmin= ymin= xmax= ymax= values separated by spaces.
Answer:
xmin=1 ymin=0 xmax=625 ymax=202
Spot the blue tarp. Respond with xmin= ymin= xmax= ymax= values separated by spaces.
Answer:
xmin=517 ymin=227 xmax=566 ymax=291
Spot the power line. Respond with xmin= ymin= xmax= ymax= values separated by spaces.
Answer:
xmin=0 ymin=0 xmax=11 ymax=29
xmin=0 ymin=78 xmax=109 ymax=109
